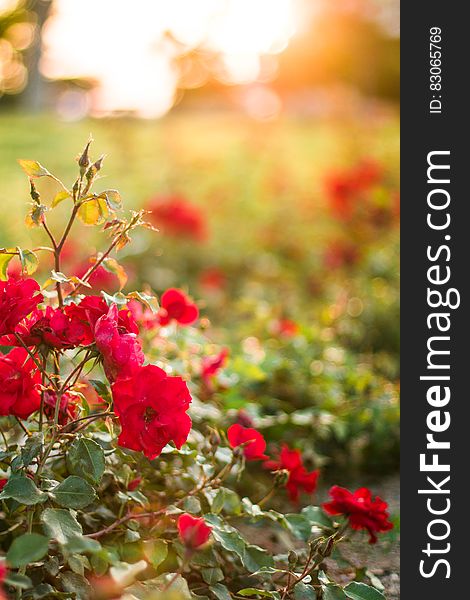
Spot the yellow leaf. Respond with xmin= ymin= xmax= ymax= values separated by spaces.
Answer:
xmin=18 ymin=159 xmax=51 ymax=178
xmin=52 ymin=190 xmax=71 ymax=208
xmin=77 ymin=197 xmax=109 ymax=226
xmin=102 ymin=257 xmax=128 ymax=290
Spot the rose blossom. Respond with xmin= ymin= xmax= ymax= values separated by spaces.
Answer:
xmin=95 ymin=304 xmax=144 ymax=382
xmin=177 ymin=513 xmax=212 ymax=549
xmin=112 ymin=364 xmax=192 ymax=459
xmin=264 ymin=445 xmax=319 ymax=502
xmin=158 ymin=288 xmax=198 ymax=327
xmin=0 ymin=348 xmax=41 ymax=419
xmin=323 ymin=485 xmax=393 ymax=544
xmin=227 ymin=424 xmax=268 ymax=461
xmin=0 ymin=277 xmax=43 ymax=336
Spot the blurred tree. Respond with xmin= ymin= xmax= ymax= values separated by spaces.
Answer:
xmin=0 ymin=0 xmax=52 ymax=107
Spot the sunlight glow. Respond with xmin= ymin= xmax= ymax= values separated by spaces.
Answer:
xmin=41 ymin=0 xmax=300 ymax=117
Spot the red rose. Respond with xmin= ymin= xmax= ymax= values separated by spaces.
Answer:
xmin=159 ymin=289 xmax=198 ymax=327
xmin=43 ymin=390 xmax=79 ymax=425
xmin=0 ymin=277 xmax=43 ymax=336
xmin=147 ymin=194 xmax=207 ymax=241
xmin=65 ymin=296 xmax=137 ymax=346
xmin=177 ymin=513 xmax=212 ymax=549
xmin=227 ymin=424 xmax=268 ymax=461
xmin=1 ymin=306 xmax=89 ymax=349
xmin=0 ymin=479 xmax=7 ymax=492
xmin=264 ymin=445 xmax=319 ymax=502
xmin=95 ymin=304 xmax=144 ymax=382
xmin=202 ymin=348 xmax=229 ymax=383
xmin=112 ymin=364 xmax=192 ymax=459
xmin=323 ymin=485 xmax=393 ymax=544
xmin=0 ymin=348 xmax=41 ymax=419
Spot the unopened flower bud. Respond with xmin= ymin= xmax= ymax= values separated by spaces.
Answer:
xmin=78 ymin=139 xmax=92 ymax=175
xmin=29 ymin=180 xmax=40 ymax=204
xmin=208 ymin=428 xmax=221 ymax=448
xmin=288 ymin=550 xmax=298 ymax=566
xmin=233 ymin=446 xmax=245 ymax=460
xmin=273 ymin=469 xmax=290 ymax=488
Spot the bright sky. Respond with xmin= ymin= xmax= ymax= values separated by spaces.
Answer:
xmin=41 ymin=0 xmax=300 ymax=117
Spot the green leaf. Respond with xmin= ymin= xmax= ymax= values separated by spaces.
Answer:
xmin=41 ymin=508 xmax=83 ymax=545
xmin=322 ymin=585 xmax=348 ymax=600
xmin=50 ymin=476 xmax=96 ymax=509
xmin=59 ymin=572 xmax=92 ymax=600
xmin=201 ymin=567 xmax=224 ymax=585
xmin=0 ymin=473 xmax=47 ymax=505
xmin=21 ymin=433 xmax=44 ymax=467
xmin=294 ymin=582 xmax=317 ymax=599
xmin=344 ymin=582 xmax=386 ymax=600
xmin=18 ymin=159 xmax=51 ymax=177
xmin=88 ymin=379 xmax=112 ymax=404
xmin=301 ymin=506 xmax=334 ymax=529
xmin=4 ymin=572 xmax=33 ymax=590
xmin=182 ymin=495 xmax=201 ymax=514
xmin=284 ymin=514 xmax=313 ymax=541
xmin=143 ymin=539 xmax=168 ymax=569
xmin=212 ymin=488 xmax=226 ymax=514
xmin=6 ymin=533 xmax=49 ymax=567
xmin=64 ymin=534 xmax=101 ymax=555
xmin=17 ymin=247 xmax=39 ymax=276
xmin=243 ymin=545 xmax=274 ymax=573
xmin=67 ymin=437 xmax=105 ymax=484
xmin=211 ymin=583 xmax=232 ymax=600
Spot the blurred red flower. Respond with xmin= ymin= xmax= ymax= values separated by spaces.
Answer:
xmin=199 ymin=267 xmax=227 ymax=291
xmin=75 ymin=262 xmax=119 ymax=294
xmin=202 ymin=348 xmax=229 ymax=384
xmin=323 ymin=240 xmax=360 ymax=269
xmin=272 ymin=318 xmax=299 ymax=338
xmin=325 ymin=160 xmax=383 ymax=220
xmin=0 ymin=277 xmax=43 ymax=336
xmin=128 ymin=299 xmax=159 ymax=331
xmin=0 ymin=348 xmax=41 ymax=419
xmin=0 ymin=479 xmax=7 ymax=492
xmin=159 ymin=288 xmax=198 ymax=327
xmin=177 ymin=513 xmax=212 ymax=549
xmin=113 ymin=364 xmax=192 ymax=459
xmin=147 ymin=194 xmax=207 ymax=241
xmin=127 ymin=477 xmax=142 ymax=491
xmin=228 ymin=423 xmax=268 ymax=461
xmin=323 ymin=485 xmax=393 ymax=544
xmin=95 ymin=304 xmax=144 ymax=382
xmin=264 ymin=445 xmax=319 ymax=502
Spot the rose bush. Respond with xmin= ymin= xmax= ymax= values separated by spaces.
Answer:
xmin=0 ymin=142 xmax=394 ymax=599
